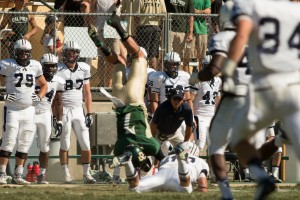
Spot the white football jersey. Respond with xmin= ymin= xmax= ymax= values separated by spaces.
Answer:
xmin=0 ymin=59 xmax=43 ymax=108
xmin=232 ymin=0 xmax=300 ymax=74
xmin=145 ymin=68 xmax=156 ymax=105
xmin=34 ymin=75 xmax=65 ymax=111
xmin=56 ymin=62 xmax=91 ymax=107
xmin=159 ymin=154 xmax=209 ymax=183
xmin=149 ymin=70 xmax=190 ymax=103
xmin=191 ymin=77 xmax=222 ymax=117
xmin=208 ymin=30 xmax=251 ymax=86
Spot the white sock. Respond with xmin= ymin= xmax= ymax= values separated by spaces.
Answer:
xmin=113 ymin=166 xmax=121 ymax=179
xmin=83 ymin=164 xmax=90 ymax=176
xmin=218 ymin=179 xmax=233 ymax=199
xmin=15 ymin=165 xmax=23 ymax=175
xmin=272 ymin=166 xmax=279 ymax=179
xmin=248 ymin=164 xmax=268 ymax=180
xmin=62 ymin=164 xmax=71 ymax=177
xmin=124 ymin=161 xmax=137 ymax=179
xmin=40 ymin=168 xmax=46 ymax=175
xmin=0 ymin=165 xmax=7 ymax=174
xmin=177 ymin=159 xmax=189 ymax=175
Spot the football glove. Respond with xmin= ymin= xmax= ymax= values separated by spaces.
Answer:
xmin=2 ymin=93 xmax=17 ymax=102
xmin=85 ymin=113 xmax=93 ymax=128
xmin=147 ymin=112 xmax=153 ymax=124
xmin=222 ymin=75 xmax=236 ymax=94
xmin=54 ymin=121 xmax=63 ymax=137
xmin=32 ymin=93 xmax=41 ymax=102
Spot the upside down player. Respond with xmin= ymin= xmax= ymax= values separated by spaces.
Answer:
xmin=89 ymin=0 xmax=162 ymax=173
xmin=0 ymin=39 xmax=48 ymax=185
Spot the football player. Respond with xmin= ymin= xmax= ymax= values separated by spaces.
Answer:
xmin=189 ymin=2 xmax=265 ymax=199
xmin=125 ymin=142 xmax=209 ymax=193
xmin=221 ymin=0 xmax=300 ymax=199
xmin=89 ymin=1 xmax=162 ymax=170
xmin=56 ymin=41 xmax=96 ymax=184
xmin=148 ymin=51 xmax=193 ymax=153
xmin=30 ymin=53 xmax=65 ymax=184
xmin=190 ymin=55 xmax=222 ymax=151
xmin=0 ymin=39 xmax=48 ymax=185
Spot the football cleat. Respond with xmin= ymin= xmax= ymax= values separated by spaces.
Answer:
xmin=274 ymin=177 xmax=282 ymax=183
xmin=83 ymin=175 xmax=96 ymax=184
xmin=12 ymin=173 xmax=30 ymax=185
xmin=64 ymin=175 xmax=73 ymax=184
xmin=254 ymin=176 xmax=276 ymax=200
xmin=174 ymin=145 xmax=188 ymax=161
xmin=0 ymin=172 xmax=7 ymax=184
xmin=37 ymin=174 xmax=49 ymax=184
xmin=243 ymin=177 xmax=254 ymax=182
xmin=114 ymin=0 xmax=122 ymax=16
xmin=109 ymin=151 xmax=132 ymax=169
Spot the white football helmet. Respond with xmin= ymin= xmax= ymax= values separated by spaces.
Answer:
xmin=40 ymin=53 xmax=58 ymax=81
xmin=176 ymin=141 xmax=200 ymax=157
xmin=163 ymin=51 xmax=181 ymax=78
xmin=40 ymin=53 xmax=58 ymax=65
xmin=63 ymin=41 xmax=81 ymax=63
xmin=14 ymin=39 xmax=32 ymax=66
xmin=219 ymin=1 xmax=235 ymax=31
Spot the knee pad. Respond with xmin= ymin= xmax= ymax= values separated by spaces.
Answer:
xmin=0 ymin=150 xmax=12 ymax=158
xmin=15 ymin=151 xmax=27 ymax=159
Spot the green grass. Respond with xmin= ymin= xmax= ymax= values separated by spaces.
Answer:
xmin=0 ymin=183 xmax=299 ymax=200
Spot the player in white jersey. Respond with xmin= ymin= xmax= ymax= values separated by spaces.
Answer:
xmin=56 ymin=41 xmax=96 ymax=184
xmin=145 ymin=67 xmax=156 ymax=113
xmin=220 ymin=0 xmax=300 ymax=199
xmin=149 ymin=52 xmax=191 ymax=111
xmin=149 ymin=52 xmax=193 ymax=154
xmin=189 ymin=2 xmax=266 ymax=199
xmin=30 ymin=53 xmax=65 ymax=184
xmin=191 ymin=56 xmax=222 ymax=151
xmin=0 ymin=39 xmax=48 ymax=185
xmin=123 ymin=142 xmax=209 ymax=193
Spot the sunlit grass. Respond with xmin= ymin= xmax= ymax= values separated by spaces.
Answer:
xmin=0 ymin=183 xmax=299 ymax=200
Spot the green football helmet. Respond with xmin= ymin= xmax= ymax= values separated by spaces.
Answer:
xmin=125 ymin=144 xmax=152 ymax=172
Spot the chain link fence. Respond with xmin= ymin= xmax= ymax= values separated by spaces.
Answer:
xmin=0 ymin=11 xmax=219 ymax=89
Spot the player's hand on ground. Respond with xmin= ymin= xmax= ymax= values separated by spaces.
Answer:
xmin=32 ymin=93 xmax=41 ymax=102
xmin=85 ymin=113 xmax=93 ymax=128
xmin=2 ymin=93 xmax=16 ymax=102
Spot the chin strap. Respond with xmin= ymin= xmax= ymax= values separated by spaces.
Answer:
xmin=165 ymin=71 xmax=178 ymax=79
xmin=16 ymin=59 xmax=30 ymax=67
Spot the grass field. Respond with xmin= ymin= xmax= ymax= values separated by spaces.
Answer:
xmin=0 ymin=183 xmax=300 ymax=200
